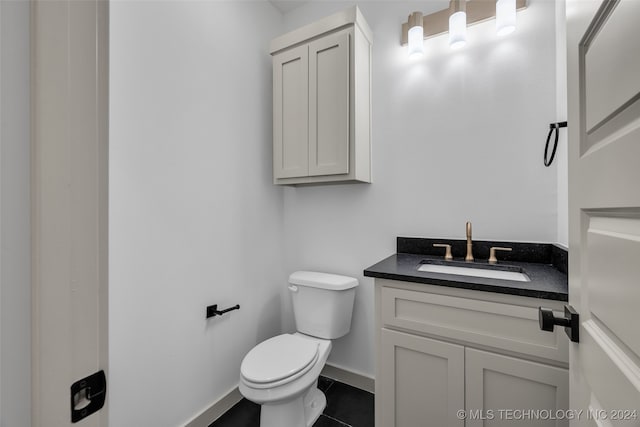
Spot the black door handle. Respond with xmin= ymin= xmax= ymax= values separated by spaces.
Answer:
xmin=538 ymin=305 xmax=579 ymax=343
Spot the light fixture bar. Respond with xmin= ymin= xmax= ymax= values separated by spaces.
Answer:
xmin=401 ymin=0 xmax=527 ymax=45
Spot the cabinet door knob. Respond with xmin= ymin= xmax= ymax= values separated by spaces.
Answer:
xmin=538 ymin=305 xmax=579 ymax=343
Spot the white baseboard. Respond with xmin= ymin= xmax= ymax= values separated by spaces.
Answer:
xmin=182 ymin=386 xmax=242 ymax=427
xmin=321 ymin=363 xmax=375 ymax=394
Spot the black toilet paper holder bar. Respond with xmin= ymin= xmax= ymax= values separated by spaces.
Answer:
xmin=206 ymin=304 xmax=240 ymax=319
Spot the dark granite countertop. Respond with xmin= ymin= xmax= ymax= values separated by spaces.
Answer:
xmin=364 ymin=238 xmax=568 ymax=301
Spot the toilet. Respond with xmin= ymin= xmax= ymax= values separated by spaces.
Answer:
xmin=239 ymin=271 xmax=359 ymax=427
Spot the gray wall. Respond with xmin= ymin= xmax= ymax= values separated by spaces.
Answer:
xmin=109 ymin=2 xmax=285 ymax=425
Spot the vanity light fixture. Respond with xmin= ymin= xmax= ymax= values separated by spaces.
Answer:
xmin=401 ymin=0 xmax=527 ymax=56
xmin=449 ymin=0 xmax=467 ymax=49
xmin=407 ymin=11 xmax=424 ymax=58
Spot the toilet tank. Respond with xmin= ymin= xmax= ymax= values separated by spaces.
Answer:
xmin=288 ymin=271 xmax=358 ymax=339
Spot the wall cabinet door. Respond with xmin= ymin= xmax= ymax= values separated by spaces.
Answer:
xmin=379 ymin=329 xmax=465 ymax=427
xmin=465 ymin=348 xmax=569 ymax=427
xmin=273 ymin=44 xmax=309 ymax=179
xmin=308 ymin=31 xmax=350 ymax=176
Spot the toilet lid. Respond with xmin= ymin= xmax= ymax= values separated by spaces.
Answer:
xmin=241 ymin=334 xmax=319 ymax=384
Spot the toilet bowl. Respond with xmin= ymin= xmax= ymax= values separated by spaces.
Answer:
xmin=238 ymin=271 xmax=358 ymax=427
xmin=239 ymin=333 xmax=331 ymax=426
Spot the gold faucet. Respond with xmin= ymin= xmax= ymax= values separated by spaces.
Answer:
xmin=465 ymin=221 xmax=474 ymax=262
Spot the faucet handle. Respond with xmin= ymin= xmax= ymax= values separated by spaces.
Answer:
xmin=433 ymin=244 xmax=453 ymax=261
xmin=489 ymin=247 xmax=512 ymax=264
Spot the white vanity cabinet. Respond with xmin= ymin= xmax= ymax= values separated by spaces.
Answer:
xmin=375 ymin=279 xmax=570 ymax=427
xmin=270 ymin=7 xmax=372 ymax=185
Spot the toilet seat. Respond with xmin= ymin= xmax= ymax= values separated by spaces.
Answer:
xmin=241 ymin=334 xmax=319 ymax=389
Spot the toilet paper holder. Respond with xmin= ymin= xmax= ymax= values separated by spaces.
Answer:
xmin=206 ymin=304 xmax=240 ymax=319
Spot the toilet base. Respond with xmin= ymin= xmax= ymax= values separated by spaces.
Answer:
xmin=303 ymin=386 xmax=326 ymax=426
xmin=260 ymin=385 xmax=326 ymax=427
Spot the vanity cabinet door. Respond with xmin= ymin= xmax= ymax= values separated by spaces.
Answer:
xmin=379 ymin=328 xmax=465 ymax=427
xmin=273 ymin=44 xmax=309 ymax=179
xmin=465 ymin=348 xmax=569 ymax=427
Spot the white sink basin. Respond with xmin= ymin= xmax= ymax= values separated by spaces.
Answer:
xmin=417 ymin=263 xmax=530 ymax=282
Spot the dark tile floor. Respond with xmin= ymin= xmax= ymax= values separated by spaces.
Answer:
xmin=210 ymin=376 xmax=374 ymax=427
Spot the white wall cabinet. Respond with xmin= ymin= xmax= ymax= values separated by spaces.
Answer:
xmin=375 ymin=279 xmax=570 ymax=427
xmin=270 ymin=7 xmax=372 ymax=185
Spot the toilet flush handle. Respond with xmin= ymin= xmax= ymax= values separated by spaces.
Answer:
xmin=288 ymin=285 xmax=299 ymax=293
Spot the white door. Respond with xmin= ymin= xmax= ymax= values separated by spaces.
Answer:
xmin=32 ymin=0 xmax=108 ymax=426
xmin=567 ymin=0 xmax=640 ymax=424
